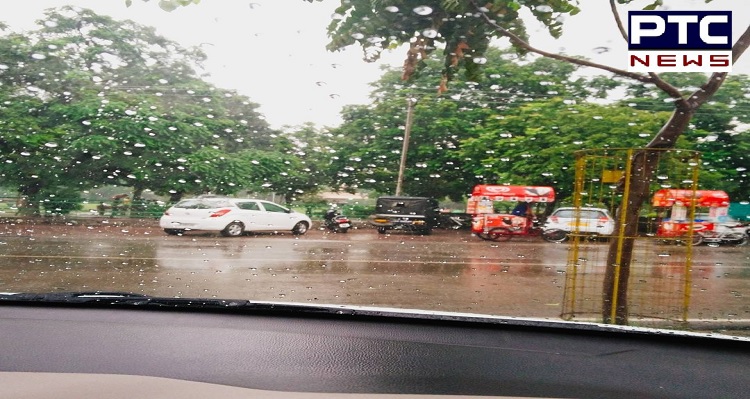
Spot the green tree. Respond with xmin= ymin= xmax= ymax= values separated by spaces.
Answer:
xmin=0 ymin=7 xmax=291 ymax=207
xmin=461 ymin=99 xmax=674 ymax=201
xmin=328 ymin=50 xmax=592 ymax=200
xmin=616 ymin=73 xmax=750 ymax=200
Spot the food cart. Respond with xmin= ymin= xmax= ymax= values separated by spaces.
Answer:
xmin=652 ymin=189 xmax=730 ymax=244
xmin=467 ymin=185 xmax=556 ymax=241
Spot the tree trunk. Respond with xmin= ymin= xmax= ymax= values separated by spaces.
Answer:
xmin=16 ymin=183 xmax=43 ymax=217
xmin=132 ymin=185 xmax=145 ymax=201
xmin=169 ymin=191 xmax=184 ymax=203
xmin=602 ymin=108 xmax=694 ymax=324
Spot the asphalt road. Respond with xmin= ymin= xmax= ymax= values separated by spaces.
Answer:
xmin=0 ymin=221 xmax=748 ymax=332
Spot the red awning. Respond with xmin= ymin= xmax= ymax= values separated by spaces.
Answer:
xmin=652 ymin=189 xmax=730 ymax=207
xmin=470 ymin=185 xmax=556 ymax=202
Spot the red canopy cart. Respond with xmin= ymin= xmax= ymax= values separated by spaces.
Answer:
xmin=467 ymin=185 xmax=556 ymax=241
xmin=652 ymin=189 xmax=730 ymax=244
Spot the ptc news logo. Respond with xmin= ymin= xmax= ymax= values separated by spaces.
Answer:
xmin=628 ymin=11 xmax=732 ymax=72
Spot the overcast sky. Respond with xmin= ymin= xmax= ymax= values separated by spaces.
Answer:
xmin=3 ymin=0 xmax=748 ymax=129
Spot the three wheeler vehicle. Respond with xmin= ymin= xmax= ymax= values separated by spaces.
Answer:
xmin=653 ymin=189 xmax=748 ymax=246
xmin=370 ymin=196 xmax=440 ymax=235
xmin=467 ymin=185 xmax=556 ymax=242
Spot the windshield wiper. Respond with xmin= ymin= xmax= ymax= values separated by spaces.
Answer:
xmin=0 ymin=291 xmax=345 ymax=314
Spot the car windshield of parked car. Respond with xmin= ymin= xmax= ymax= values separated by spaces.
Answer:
xmin=0 ymin=0 xmax=749 ymax=343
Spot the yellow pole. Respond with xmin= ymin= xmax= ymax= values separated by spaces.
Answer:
xmin=682 ymin=153 xmax=700 ymax=322
xmin=564 ymin=152 xmax=588 ymax=318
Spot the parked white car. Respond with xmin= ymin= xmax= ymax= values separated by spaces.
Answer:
xmin=159 ymin=197 xmax=311 ymax=237
xmin=542 ymin=207 xmax=615 ymax=242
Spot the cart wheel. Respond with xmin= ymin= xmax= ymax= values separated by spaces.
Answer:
xmin=476 ymin=232 xmax=493 ymax=241
xmin=486 ymin=227 xmax=513 ymax=242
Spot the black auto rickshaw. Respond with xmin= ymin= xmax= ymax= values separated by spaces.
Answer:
xmin=370 ymin=196 xmax=440 ymax=235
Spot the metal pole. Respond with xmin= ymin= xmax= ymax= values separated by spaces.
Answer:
xmin=395 ymin=97 xmax=416 ymax=196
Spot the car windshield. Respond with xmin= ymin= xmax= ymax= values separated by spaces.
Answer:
xmin=0 ymin=0 xmax=749 ymax=344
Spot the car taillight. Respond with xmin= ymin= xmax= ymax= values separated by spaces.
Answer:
xmin=599 ymin=217 xmax=609 ymax=223
xmin=549 ymin=216 xmax=558 ymax=223
xmin=210 ymin=209 xmax=232 ymax=217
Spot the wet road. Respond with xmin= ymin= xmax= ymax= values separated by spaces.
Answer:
xmin=0 ymin=222 xmax=748 ymax=328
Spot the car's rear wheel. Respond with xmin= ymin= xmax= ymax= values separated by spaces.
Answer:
xmin=292 ymin=221 xmax=309 ymax=235
xmin=377 ymin=227 xmax=387 ymax=234
xmin=164 ymin=229 xmax=184 ymax=236
xmin=221 ymin=222 xmax=245 ymax=237
xmin=542 ymin=229 xmax=568 ymax=243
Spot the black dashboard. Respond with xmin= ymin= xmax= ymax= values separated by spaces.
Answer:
xmin=1 ymin=303 xmax=748 ymax=398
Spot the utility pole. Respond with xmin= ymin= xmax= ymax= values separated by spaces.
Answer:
xmin=395 ymin=97 xmax=416 ymax=196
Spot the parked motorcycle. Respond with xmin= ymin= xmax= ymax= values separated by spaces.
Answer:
xmin=437 ymin=212 xmax=472 ymax=230
xmin=697 ymin=222 xmax=749 ymax=246
xmin=324 ymin=209 xmax=351 ymax=233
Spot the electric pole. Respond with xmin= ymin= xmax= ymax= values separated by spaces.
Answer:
xmin=395 ymin=97 xmax=416 ymax=196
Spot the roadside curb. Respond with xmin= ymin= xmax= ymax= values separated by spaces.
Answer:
xmin=0 ymin=216 xmax=160 ymax=228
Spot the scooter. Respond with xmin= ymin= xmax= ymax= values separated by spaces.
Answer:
xmin=698 ymin=222 xmax=749 ymax=246
xmin=324 ymin=209 xmax=351 ymax=233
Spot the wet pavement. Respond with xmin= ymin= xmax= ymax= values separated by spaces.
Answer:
xmin=0 ymin=219 xmax=748 ymax=333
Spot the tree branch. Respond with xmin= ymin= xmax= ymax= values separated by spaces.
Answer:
xmin=687 ymin=24 xmax=750 ymax=108
xmin=609 ymin=0 xmax=628 ymax=43
xmin=648 ymin=72 xmax=686 ymax=102
xmin=471 ymin=1 xmax=651 ymax=83
xmin=732 ymin=23 xmax=750 ymax=64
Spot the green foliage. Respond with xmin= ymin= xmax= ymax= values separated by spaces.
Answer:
xmin=0 ymin=6 xmax=301 ymax=204
xmin=325 ymin=0 xmax=579 ymax=82
xmin=327 ymin=50 xmax=597 ymax=201
xmin=461 ymin=99 xmax=673 ymax=201
xmin=39 ymin=187 xmax=84 ymax=215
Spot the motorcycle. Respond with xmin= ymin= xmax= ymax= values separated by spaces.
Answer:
xmin=437 ymin=212 xmax=472 ymax=230
xmin=324 ymin=209 xmax=351 ymax=233
xmin=696 ymin=222 xmax=749 ymax=246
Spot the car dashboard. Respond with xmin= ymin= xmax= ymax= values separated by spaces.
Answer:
xmin=0 ymin=300 xmax=748 ymax=399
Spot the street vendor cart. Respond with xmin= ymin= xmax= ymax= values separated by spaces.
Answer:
xmin=467 ymin=185 xmax=555 ymax=242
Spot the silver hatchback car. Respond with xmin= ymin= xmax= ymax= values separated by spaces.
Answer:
xmin=542 ymin=207 xmax=616 ymax=242
xmin=159 ymin=197 xmax=312 ymax=237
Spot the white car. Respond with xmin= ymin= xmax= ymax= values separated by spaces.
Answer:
xmin=542 ymin=207 xmax=616 ymax=242
xmin=159 ymin=197 xmax=311 ymax=237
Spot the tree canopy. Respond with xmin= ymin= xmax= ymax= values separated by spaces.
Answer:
xmin=0 ymin=7 xmax=315 ymax=213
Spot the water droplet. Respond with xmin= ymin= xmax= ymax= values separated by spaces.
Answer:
xmin=413 ymin=5 xmax=433 ymax=15
xmin=422 ymin=28 xmax=438 ymax=38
